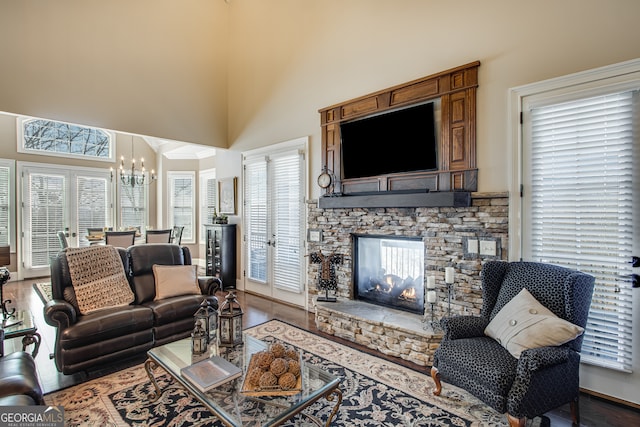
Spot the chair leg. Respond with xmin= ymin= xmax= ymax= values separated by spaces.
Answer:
xmin=430 ymin=366 xmax=442 ymax=396
xmin=570 ymin=397 xmax=580 ymax=426
xmin=507 ymin=414 xmax=526 ymax=427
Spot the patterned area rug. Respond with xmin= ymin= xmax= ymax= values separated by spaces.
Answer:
xmin=33 ymin=282 xmax=52 ymax=305
xmin=44 ymin=320 xmax=531 ymax=426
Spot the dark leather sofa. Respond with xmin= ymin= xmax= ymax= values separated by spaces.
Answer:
xmin=45 ymin=244 xmax=220 ymax=375
xmin=0 ymin=329 xmax=44 ymax=405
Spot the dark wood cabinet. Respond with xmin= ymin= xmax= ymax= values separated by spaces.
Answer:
xmin=205 ymin=224 xmax=236 ymax=290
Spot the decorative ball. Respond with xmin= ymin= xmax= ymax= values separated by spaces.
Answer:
xmin=284 ymin=348 xmax=299 ymax=360
xmin=269 ymin=358 xmax=289 ymax=377
xmin=258 ymin=371 xmax=278 ymax=388
xmin=255 ymin=351 xmax=275 ymax=369
xmin=246 ymin=367 xmax=264 ymax=386
xmin=278 ymin=372 xmax=297 ymax=390
xmin=270 ymin=342 xmax=286 ymax=358
xmin=287 ymin=359 xmax=301 ymax=377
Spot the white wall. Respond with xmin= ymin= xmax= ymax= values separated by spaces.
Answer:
xmin=0 ymin=0 xmax=229 ymax=147
xmin=226 ymin=0 xmax=640 ymax=198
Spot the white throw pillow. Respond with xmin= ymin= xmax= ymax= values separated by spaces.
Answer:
xmin=484 ymin=288 xmax=584 ymax=358
xmin=153 ymin=264 xmax=201 ymax=301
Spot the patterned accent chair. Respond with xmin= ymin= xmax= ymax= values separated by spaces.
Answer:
xmin=431 ymin=261 xmax=595 ymax=427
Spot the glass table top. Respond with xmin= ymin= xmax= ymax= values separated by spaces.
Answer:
xmin=147 ymin=333 xmax=341 ymax=427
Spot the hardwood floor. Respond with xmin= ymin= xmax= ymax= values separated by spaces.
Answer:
xmin=3 ymin=277 xmax=639 ymax=426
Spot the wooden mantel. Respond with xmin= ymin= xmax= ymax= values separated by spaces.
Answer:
xmin=319 ymin=61 xmax=480 ymax=199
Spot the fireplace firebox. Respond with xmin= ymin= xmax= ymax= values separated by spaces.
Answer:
xmin=352 ymin=234 xmax=425 ymax=314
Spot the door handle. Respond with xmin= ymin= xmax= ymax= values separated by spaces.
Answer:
xmin=631 ymin=256 xmax=640 ymax=268
xmin=632 ymin=274 xmax=639 ymax=288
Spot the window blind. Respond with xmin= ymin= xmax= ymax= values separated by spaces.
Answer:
xmin=244 ymin=159 xmax=268 ymax=282
xmin=271 ymin=152 xmax=304 ymax=293
xmin=27 ymin=173 xmax=65 ymax=267
xmin=169 ymin=173 xmax=194 ymax=242
xmin=528 ymin=90 xmax=636 ymax=371
xmin=77 ymin=175 xmax=109 ymax=243
xmin=0 ymin=166 xmax=9 ymax=246
xmin=119 ymin=182 xmax=147 ymax=232
xmin=199 ymin=174 xmax=216 ymax=244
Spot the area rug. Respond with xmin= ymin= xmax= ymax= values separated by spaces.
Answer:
xmin=33 ymin=281 xmax=52 ymax=305
xmin=44 ymin=320 xmax=529 ymax=426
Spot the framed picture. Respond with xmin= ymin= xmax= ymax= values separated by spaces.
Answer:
xmin=218 ymin=177 xmax=237 ymax=215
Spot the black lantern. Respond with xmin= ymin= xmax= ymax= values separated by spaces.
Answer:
xmin=205 ymin=299 xmax=218 ymax=345
xmin=191 ymin=321 xmax=207 ymax=355
xmin=218 ymin=291 xmax=244 ymax=347
xmin=195 ymin=298 xmax=218 ymax=345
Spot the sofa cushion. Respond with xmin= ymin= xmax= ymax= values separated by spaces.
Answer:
xmin=485 ymin=288 xmax=584 ymax=358
xmin=128 ymin=244 xmax=187 ymax=304
xmin=65 ymin=246 xmax=134 ymax=315
xmin=60 ymin=305 xmax=154 ymax=348
xmin=153 ymin=264 xmax=201 ymax=300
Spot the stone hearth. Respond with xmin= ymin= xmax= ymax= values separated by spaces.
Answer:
xmin=315 ymin=300 xmax=442 ymax=366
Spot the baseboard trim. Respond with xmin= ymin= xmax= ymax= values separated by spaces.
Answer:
xmin=580 ymin=388 xmax=640 ymax=411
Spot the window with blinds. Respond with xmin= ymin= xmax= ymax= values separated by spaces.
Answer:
xmin=526 ymin=90 xmax=637 ymax=371
xmin=0 ymin=163 xmax=10 ymax=247
xmin=271 ymin=152 xmax=304 ymax=293
xmin=199 ymin=170 xmax=216 ymax=244
xmin=77 ymin=176 xmax=110 ymax=244
xmin=244 ymin=159 xmax=268 ymax=282
xmin=119 ymin=181 xmax=147 ymax=232
xmin=168 ymin=172 xmax=195 ymax=243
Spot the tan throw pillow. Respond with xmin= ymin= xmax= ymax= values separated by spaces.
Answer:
xmin=153 ymin=264 xmax=201 ymax=301
xmin=484 ymin=288 xmax=584 ymax=358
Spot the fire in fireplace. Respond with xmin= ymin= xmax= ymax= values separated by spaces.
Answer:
xmin=353 ymin=234 xmax=425 ymax=314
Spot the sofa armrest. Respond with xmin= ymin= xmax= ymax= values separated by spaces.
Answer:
xmin=43 ymin=299 xmax=77 ymax=330
xmin=441 ymin=315 xmax=488 ymax=340
xmin=198 ymin=276 xmax=221 ymax=296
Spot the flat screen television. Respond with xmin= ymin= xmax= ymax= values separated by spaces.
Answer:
xmin=340 ymin=101 xmax=438 ymax=180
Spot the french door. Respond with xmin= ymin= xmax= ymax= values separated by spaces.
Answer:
xmin=243 ymin=140 xmax=306 ymax=307
xmin=514 ymin=60 xmax=640 ymax=405
xmin=20 ymin=163 xmax=113 ymax=278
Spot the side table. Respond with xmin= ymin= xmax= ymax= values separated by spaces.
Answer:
xmin=2 ymin=309 xmax=41 ymax=357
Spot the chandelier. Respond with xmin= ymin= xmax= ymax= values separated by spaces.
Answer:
xmin=111 ymin=136 xmax=157 ymax=187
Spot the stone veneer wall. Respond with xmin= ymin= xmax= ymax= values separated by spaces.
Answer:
xmin=306 ymin=192 xmax=510 ymax=318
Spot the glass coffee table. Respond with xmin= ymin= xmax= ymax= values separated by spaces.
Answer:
xmin=2 ymin=309 xmax=41 ymax=357
xmin=145 ymin=334 xmax=343 ymax=427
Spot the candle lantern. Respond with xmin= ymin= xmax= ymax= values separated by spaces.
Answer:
xmin=205 ymin=298 xmax=218 ymax=345
xmin=191 ymin=321 xmax=207 ymax=355
xmin=194 ymin=300 xmax=211 ymax=348
xmin=218 ymin=291 xmax=244 ymax=347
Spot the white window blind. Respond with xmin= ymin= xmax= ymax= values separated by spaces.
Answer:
xmin=271 ymin=152 xmax=304 ymax=293
xmin=244 ymin=159 xmax=268 ymax=282
xmin=527 ymin=90 xmax=636 ymax=371
xmin=119 ymin=182 xmax=147 ymax=232
xmin=77 ymin=175 xmax=110 ymax=244
xmin=199 ymin=171 xmax=216 ymax=244
xmin=169 ymin=172 xmax=195 ymax=243
xmin=0 ymin=165 xmax=9 ymax=246
xmin=27 ymin=173 xmax=65 ymax=267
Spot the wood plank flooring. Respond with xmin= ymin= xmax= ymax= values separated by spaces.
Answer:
xmin=3 ymin=277 xmax=639 ymax=426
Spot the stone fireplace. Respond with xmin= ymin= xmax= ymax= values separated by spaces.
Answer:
xmin=307 ymin=192 xmax=509 ymax=366
xmin=353 ymin=234 xmax=425 ymax=315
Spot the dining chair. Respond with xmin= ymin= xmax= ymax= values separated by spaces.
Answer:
xmin=104 ymin=230 xmax=137 ymax=248
xmin=171 ymin=226 xmax=184 ymax=245
xmin=145 ymin=229 xmax=172 ymax=243
xmin=56 ymin=231 xmax=69 ymax=249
